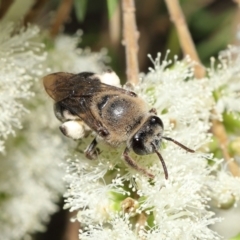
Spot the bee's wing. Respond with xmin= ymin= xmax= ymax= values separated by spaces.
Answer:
xmin=43 ymin=72 xmax=132 ymax=135
xmin=43 ymin=72 xmax=131 ymax=101
xmin=43 ymin=72 xmax=76 ymax=102
xmin=43 ymin=72 xmax=129 ymax=101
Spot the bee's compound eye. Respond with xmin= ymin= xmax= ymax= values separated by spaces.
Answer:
xmin=150 ymin=116 xmax=163 ymax=128
xmin=150 ymin=116 xmax=157 ymax=123
xmin=134 ymin=137 xmax=140 ymax=143
xmin=132 ymin=136 xmax=146 ymax=155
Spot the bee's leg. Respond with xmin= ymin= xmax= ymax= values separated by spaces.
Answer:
xmin=122 ymin=148 xmax=154 ymax=178
xmin=85 ymin=138 xmax=100 ymax=160
xmin=97 ymin=127 xmax=109 ymax=137
xmin=149 ymin=108 xmax=157 ymax=115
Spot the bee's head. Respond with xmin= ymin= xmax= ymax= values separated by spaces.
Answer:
xmin=131 ymin=116 xmax=164 ymax=155
xmin=130 ymin=115 xmax=195 ymax=180
xmin=130 ymin=115 xmax=169 ymax=179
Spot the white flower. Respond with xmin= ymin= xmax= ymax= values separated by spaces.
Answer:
xmin=0 ymin=23 xmax=46 ymax=152
xmin=79 ymin=214 xmax=139 ymax=240
xmin=0 ymin=26 xmax=108 ymax=239
xmin=63 ymin=53 xmax=232 ymax=239
xmin=45 ymin=33 xmax=109 ymax=74
xmin=208 ymin=46 xmax=240 ymax=116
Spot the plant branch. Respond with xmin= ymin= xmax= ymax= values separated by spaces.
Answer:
xmin=164 ymin=0 xmax=205 ymax=79
xmin=63 ymin=211 xmax=80 ymax=240
xmin=24 ymin=0 xmax=48 ymax=25
xmin=121 ymin=0 xmax=139 ymax=85
xmin=109 ymin=1 xmax=121 ymax=47
xmin=212 ymin=117 xmax=240 ymax=177
xmin=164 ymin=0 xmax=240 ymax=177
xmin=233 ymin=0 xmax=240 ymax=7
xmin=0 ymin=0 xmax=14 ymax=19
xmin=50 ymin=0 xmax=73 ymax=38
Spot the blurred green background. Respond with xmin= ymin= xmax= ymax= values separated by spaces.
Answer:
xmin=1 ymin=0 xmax=237 ymax=80
xmin=65 ymin=0 xmax=238 ymax=78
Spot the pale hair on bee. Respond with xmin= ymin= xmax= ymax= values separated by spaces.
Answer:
xmin=43 ymin=69 xmax=195 ymax=179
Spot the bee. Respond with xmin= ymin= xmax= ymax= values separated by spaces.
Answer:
xmin=43 ymin=70 xmax=194 ymax=179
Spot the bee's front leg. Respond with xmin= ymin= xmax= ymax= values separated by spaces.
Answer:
xmin=122 ymin=148 xmax=154 ymax=178
xmin=85 ymin=138 xmax=100 ymax=160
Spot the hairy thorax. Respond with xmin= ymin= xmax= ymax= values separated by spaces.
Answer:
xmin=92 ymin=93 xmax=149 ymax=146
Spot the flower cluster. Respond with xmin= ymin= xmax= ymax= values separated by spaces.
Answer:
xmin=0 ymin=23 xmax=46 ymax=152
xmin=208 ymin=46 xmax=240 ymax=116
xmin=44 ymin=32 xmax=108 ymax=74
xmin=0 ymin=25 xmax=107 ymax=239
xmin=63 ymin=51 xmax=240 ymax=239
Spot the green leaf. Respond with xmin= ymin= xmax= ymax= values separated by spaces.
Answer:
xmin=107 ymin=0 xmax=118 ymax=19
xmin=223 ymin=112 xmax=240 ymax=134
xmin=146 ymin=212 xmax=155 ymax=228
xmin=0 ymin=192 xmax=10 ymax=201
xmin=230 ymin=233 xmax=240 ymax=240
xmin=74 ymin=0 xmax=88 ymax=22
xmin=195 ymin=9 xmax=234 ymax=62
xmin=165 ymin=26 xmax=181 ymax=59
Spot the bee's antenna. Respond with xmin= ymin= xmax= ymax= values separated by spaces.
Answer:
xmin=162 ymin=136 xmax=195 ymax=153
xmin=152 ymin=144 xmax=168 ymax=180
